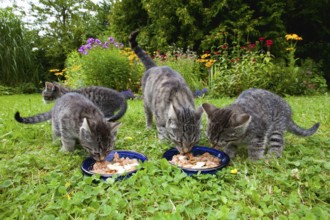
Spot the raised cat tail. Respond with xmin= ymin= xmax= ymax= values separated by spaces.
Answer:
xmin=288 ymin=120 xmax=320 ymax=137
xmin=107 ymin=95 xmax=128 ymax=122
xmin=129 ymin=30 xmax=157 ymax=70
xmin=15 ymin=111 xmax=52 ymax=124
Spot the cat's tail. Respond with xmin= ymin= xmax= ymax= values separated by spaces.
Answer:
xmin=107 ymin=96 xmax=128 ymax=122
xmin=288 ymin=121 xmax=320 ymax=136
xmin=15 ymin=111 xmax=52 ymax=124
xmin=129 ymin=30 xmax=157 ymax=70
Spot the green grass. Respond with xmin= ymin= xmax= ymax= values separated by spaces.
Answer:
xmin=0 ymin=94 xmax=329 ymax=219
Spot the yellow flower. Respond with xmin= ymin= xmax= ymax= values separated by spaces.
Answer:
xmin=66 ymin=193 xmax=71 ymax=200
xmin=49 ymin=69 xmax=60 ymax=72
xmin=230 ymin=169 xmax=238 ymax=174
xmin=201 ymin=53 xmax=211 ymax=59
xmin=285 ymin=34 xmax=303 ymax=41
xmin=205 ymin=59 xmax=216 ymax=68
xmin=55 ymin=71 xmax=63 ymax=76
xmin=286 ymin=47 xmax=295 ymax=51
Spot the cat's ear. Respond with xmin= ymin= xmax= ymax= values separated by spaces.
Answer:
xmin=168 ymin=104 xmax=177 ymax=120
xmin=80 ymin=118 xmax=91 ymax=133
xmin=195 ymin=105 xmax=204 ymax=120
xmin=202 ymin=103 xmax=218 ymax=117
xmin=168 ymin=104 xmax=178 ymax=129
xmin=232 ymin=114 xmax=251 ymax=128
xmin=45 ymin=82 xmax=53 ymax=90
xmin=109 ymin=122 xmax=121 ymax=135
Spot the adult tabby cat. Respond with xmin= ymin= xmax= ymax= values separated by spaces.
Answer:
xmin=42 ymin=82 xmax=127 ymax=122
xmin=202 ymin=88 xmax=320 ymax=160
xmin=15 ymin=93 xmax=121 ymax=161
xmin=129 ymin=30 xmax=203 ymax=154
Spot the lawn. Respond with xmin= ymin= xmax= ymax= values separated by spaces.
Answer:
xmin=0 ymin=93 xmax=329 ymax=219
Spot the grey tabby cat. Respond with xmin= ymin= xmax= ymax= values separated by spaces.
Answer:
xmin=202 ymin=88 xmax=320 ymax=160
xmin=15 ymin=93 xmax=121 ymax=161
xmin=129 ymin=30 xmax=203 ymax=154
xmin=42 ymin=82 xmax=127 ymax=122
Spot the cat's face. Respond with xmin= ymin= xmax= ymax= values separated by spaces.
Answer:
xmin=166 ymin=105 xmax=203 ymax=154
xmin=42 ymin=82 xmax=61 ymax=103
xmin=79 ymin=118 xmax=121 ymax=161
xmin=202 ymin=103 xmax=251 ymax=148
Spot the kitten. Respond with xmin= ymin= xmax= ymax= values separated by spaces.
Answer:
xmin=202 ymin=88 xmax=320 ymax=160
xmin=42 ymin=82 xmax=127 ymax=122
xmin=129 ymin=30 xmax=203 ymax=154
xmin=15 ymin=93 xmax=121 ymax=161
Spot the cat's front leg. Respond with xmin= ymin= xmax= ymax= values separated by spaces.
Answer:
xmin=60 ymin=137 xmax=76 ymax=152
xmin=224 ymin=143 xmax=238 ymax=159
xmin=144 ymin=104 xmax=153 ymax=129
xmin=156 ymin=122 xmax=167 ymax=140
xmin=247 ymin=138 xmax=266 ymax=161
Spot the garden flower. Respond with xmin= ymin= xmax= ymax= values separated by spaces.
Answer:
xmin=86 ymin=38 xmax=95 ymax=44
xmin=230 ymin=169 xmax=238 ymax=174
xmin=221 ymin=44 xmax=228 ymax=49
xmin=108 ymin=36 xmax=115 ymax=43
xmin=266 ymin=39 xmax=273 ymax=47
xmin=249 ymin=43 xmax=256 ymax=50
xmin=103 ymin=41 xmax=109 ymax=48
xmin=259 ymin=37 xmax=265 ymax=42
xmin=95 ymin=39 xmax=102 ymax=45
xmin=285 ymin=34 xmax=303 ymax=41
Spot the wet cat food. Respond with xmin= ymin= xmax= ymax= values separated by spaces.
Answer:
xmin=170 ymin=152 xmax=221 ymax=169
xmin=92 ymin=152 xmax=140 ymax=174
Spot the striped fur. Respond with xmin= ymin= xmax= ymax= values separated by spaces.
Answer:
xmin=15 ymin=93 xmax=121 ymax=161
xmin=129 ymin=30 xmax=203 ymax=153
xmin=202 ymin=88 xmax=320 ymax=160
xmin=42 ymin=82 xmax=127 ymax=121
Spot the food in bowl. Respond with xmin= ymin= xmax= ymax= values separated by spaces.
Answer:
xmin=170 ymin=152 xmax=221 ymax=169
xmin=91 ymin=152 xmax=140 ymax=175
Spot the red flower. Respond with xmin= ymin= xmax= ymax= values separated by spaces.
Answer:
xmin=221 ymin=44 xmax=228 ymax=49
xmin=266 ymin=39 xmax=273 ymax=47
xmin=249 ymin=43 xmax=256 ymax=49
xmin=259 ymin=37 xmax=265 ymax=42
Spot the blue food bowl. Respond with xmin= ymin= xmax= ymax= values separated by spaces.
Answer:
xmin=81 ymin=150 xmax=148 ymax=180
xmin=163 ymin=146 xmax=230 ymax=175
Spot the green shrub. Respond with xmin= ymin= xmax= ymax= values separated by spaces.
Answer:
xmin=153 ymin=46 xmax=207 ymax=92
xmin=0 ymin=85 xmax=21 ymax=95
xmin=65 ymin=37 xmax=144 ymax=93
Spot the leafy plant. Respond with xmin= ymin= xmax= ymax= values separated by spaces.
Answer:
xmin=65 ymin=37 xmax=144 ymax=92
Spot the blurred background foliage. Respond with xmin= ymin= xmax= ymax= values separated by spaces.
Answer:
xmin=0 ymin=0 xmax=329 ymax=96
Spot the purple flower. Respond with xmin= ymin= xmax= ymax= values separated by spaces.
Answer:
xmin=87 ymin=38 xmax=95 ymax=44
xmin=103 ymin=41 xmax=109 ymax=48
xmin=119 ymin=43 xmax=124 ymax=48
xmin=194 ymin=88 xmax=208 ymax=98
xmin=201 ymin=88 xmax=208 ymax=93
xmin=78 ymin=45 xmax=87 ymax=55
xmin=108 ymin=37 xmax=114 ymax=43
xmin=86 ymin=44 xmax=92 ymax=50
xmin=95 ymin=39 xmax=102 ymax=45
